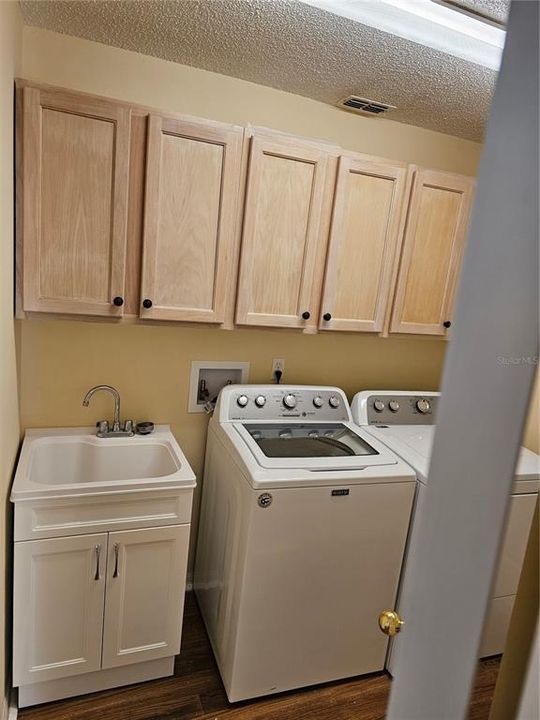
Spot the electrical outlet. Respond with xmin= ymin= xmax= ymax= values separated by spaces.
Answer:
xmin=272 ymin=358 xmax=285 ymax=382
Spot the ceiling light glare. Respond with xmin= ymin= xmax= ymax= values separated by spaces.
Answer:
xmin=300 ymin=0 xmax=506 ymax=70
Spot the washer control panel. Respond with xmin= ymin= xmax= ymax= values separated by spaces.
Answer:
xmin=363 ymin=393 xmax=439 ymax=425
xmin=223 ymin=386 xmax=350 ymax=421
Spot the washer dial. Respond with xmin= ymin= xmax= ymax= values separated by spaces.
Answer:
xmin=313 ymin=396 xmax=324 ymax=408
xmin=255 ymin=395 xmax=266 ymax=408
xmin=329 ymin=395 xmax=341 ymax=408
xmin=283 ymin=394 xmax=297 ymax=409
xmin=388 ymin=400 xmax=400 ymax=413
xmin=237 ymin=395 xmax=249 ymax=408
xmin=373 ymin=399 xmax=385 ymax=412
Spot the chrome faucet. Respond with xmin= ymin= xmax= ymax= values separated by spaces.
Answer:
xmin=82 ymin=385 xmax=134 ymax=438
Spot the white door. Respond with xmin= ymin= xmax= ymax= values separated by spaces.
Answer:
xmin=101 ymin=525 xmax=190 ymax=669
xmin=387 ymin=4 xmax=538 ymax=718
xmin=13 ymin=533 xmax=107 ymax=685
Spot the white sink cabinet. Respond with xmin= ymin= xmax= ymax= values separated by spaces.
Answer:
xmin=11 ymin=426 xmax=196 ymax=708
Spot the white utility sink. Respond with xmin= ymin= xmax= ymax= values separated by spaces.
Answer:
xmin=11 ymin=426 xmax=196 ymax=500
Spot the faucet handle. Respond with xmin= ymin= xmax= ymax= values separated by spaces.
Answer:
xmin=96 ymin=420 xmax=109 ymax=436
xmin=123 ymin=419 xmax=134 ymax=434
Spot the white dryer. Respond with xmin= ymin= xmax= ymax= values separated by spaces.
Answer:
xmin=194 ymin=385 xmax=416 ymax=702
xmin=351 ymin=390 xmax=539 ymax=672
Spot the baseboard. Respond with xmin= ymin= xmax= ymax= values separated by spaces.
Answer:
xmin=2 ymin=690 xmax=17 ymax=720
xmin=18 ymin=657 xmax=173 ymax=708
xmin=7 ymin=690 xmax=17 ymax=720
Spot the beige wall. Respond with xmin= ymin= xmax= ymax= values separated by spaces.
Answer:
xmin=21 ymin=27 xmax=481 ymax=175
xmin=523 ymin=374 xmax=539 ymax=453
xmin=0 ymin=2 xmax=22 ymax=717
xmin=18 ymin=320 xmax=447 ymax=572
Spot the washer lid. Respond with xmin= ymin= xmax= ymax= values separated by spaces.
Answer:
xmin=234 ymin=421 xmax=399 ymax=470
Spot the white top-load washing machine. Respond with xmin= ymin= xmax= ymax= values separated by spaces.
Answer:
xmin=351 ymin=390 xmax=539 ymax=672
xmin=194 ymin=385 xmax=416 ymax=702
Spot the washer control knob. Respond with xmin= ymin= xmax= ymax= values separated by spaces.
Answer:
xmin=313 ymin=396 xmax=324 ymax=408
xmin=388 ymin=400 xmax=400 ymax=413
xmin=283 ymin=394 xmax=297 ymax=409
xmin=328 ymin=395 xmax=341 ymax=408
xmin=416 ymin=398 xmax=431 ymax=414
xmin=373 ymin=399 xmax=385 ymax=413
xmin=255 ymin=395 xmax=266 ymax=408
xmin=236 ymin=395 xmax=249 ymax=408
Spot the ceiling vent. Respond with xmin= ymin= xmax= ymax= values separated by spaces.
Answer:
xmin=339 ymin=96 xmax=396 ymax=116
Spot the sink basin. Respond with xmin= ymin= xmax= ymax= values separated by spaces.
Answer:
xmin=11 ymin=426 xmax=196 ymax=500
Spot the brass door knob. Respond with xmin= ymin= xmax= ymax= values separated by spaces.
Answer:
xmin=378 ymin=609 xmax=404 ymax=637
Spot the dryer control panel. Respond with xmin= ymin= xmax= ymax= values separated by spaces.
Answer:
xmin=218 ymin=385 xmax=351 ymax=422
xmin=351 ymin=391 xmax=440 ymax=426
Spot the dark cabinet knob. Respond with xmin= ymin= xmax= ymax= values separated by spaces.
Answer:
xmin=112 ymin=296 xmax=124 ymax=307
xmin=443 ymin=320 xmax=452 ymax=328
xmin=302 ymin=311 xmax=311 ymax=320
xmin=142 ymin=298 xmax=153 ymax=309
xmin=323 ymin=313 xmax=332 ymax=322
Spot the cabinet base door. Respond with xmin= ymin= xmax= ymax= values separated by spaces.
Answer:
xmin=102 ymin=525 xmax=190 ymax=669
xmin=13 ymin=533 xmax=107 ymax=686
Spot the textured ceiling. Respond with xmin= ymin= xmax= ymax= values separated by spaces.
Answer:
xmin=19 ymin=0 xmax=504 ymax=141
xmin=450 ymin=0 xmax=510 ymax=24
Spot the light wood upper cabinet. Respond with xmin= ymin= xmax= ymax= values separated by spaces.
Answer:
xmin=389 ymin=168 xmax=475 ymax=335
xmin=235 ymin=133 xmax=337 ymax=330
xmin=140 ymin=114 xmax=243 ymax=323
xmin=319 ymin=154 xmax=408 ymax=332
xmin=20 ymin=86 xmax=131 ymax=316
xmin=16 ymin=83 xmax=477 ymax=337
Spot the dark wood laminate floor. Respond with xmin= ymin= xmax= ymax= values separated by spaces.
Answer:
xmin=19 ymin=593 xmax=500 ymax=720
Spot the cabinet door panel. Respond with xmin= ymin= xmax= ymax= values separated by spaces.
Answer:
xmin=235 ymin=136 xmax=335 ymax=329
xmin=13 ymin=533 xmax=107 ymax=685
xmin=102 ymin=525 xmax=189 ymax=668
xmin=21 ymin=87 xmax=130 ymax=316
xmin=390 ymin=168 xmax=474 ymax=335
xmin=141 ymin=115 xmax=243 ymax=323
xmin=320 ymin=155 xmax=407 ymax=332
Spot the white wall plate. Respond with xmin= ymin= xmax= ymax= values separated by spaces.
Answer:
xmin=188 ymin=361 xmax=250 ymax=414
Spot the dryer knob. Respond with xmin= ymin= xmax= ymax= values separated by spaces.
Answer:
xmin=389 ymin=400 xmax=400 ymax=413
xmin=416 ymin=398 xmax=431 ymax=414
xmin=237 ymin=395 xmax=249 ymax=408
xmin=313 ymin=396 xmax=324 ymax=408
xmin=373 ymin=399 xmax=385 ymax=413
xmin=329 ymin=395 xmax=341 ymax=408
xmin=283 ymin=394 xmax=297 ymax=409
